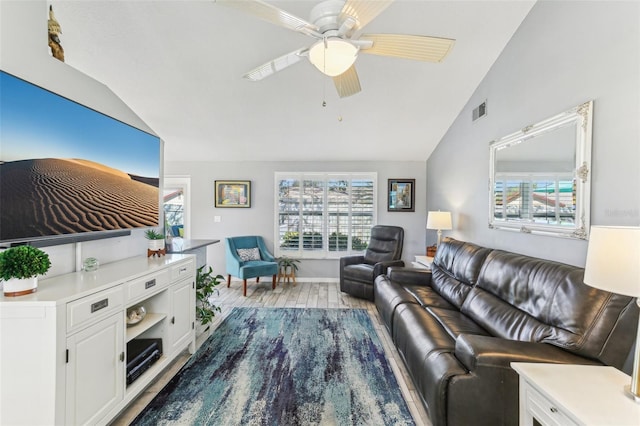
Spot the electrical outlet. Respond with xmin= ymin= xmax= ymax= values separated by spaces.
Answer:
xmin=214 ymin=216 xmax=221 ymax=223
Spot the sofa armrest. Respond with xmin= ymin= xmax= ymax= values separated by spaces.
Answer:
xmin=340 ymin=255 xmax=365 ymax=268
xmin=455 ymin=334 xmax=600 ymax=371
xmin=373 ymin=260 xmax=404 ymax=277
xmin=386 ymin=267 xmax=433 ymax=287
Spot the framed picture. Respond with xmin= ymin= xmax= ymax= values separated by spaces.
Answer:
xmin=215 ymin=180 xmax=251 ymax=208
xmin=388 ymin=179 xmax=415 ymax=212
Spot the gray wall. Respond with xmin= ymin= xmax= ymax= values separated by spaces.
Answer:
xmin=165 ymin=161 xmax=427 ymax=279
xmin=427 ymin=0 xmax=640 ymax=266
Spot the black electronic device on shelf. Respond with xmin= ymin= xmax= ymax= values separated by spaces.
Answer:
xmin=126 ymin=338 xmax=162 ymax=385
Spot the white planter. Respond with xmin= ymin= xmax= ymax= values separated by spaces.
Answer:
xmin=2 ymin=276 xmax=38 ymax=297
xmin=148 ymin=239 xmax=165 ymax=251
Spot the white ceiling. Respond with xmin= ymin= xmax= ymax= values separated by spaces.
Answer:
xmin=54 ymin=0 xmax=535 ymax=162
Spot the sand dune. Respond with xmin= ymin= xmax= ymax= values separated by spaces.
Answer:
xmin=0 ymin=158 xmax=159 ymax=241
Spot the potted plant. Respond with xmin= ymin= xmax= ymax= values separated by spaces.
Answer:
xmin=277 ymin=256 xmax=300 ymax=275
xmin=145 ymin=228 xmax=165 ymax=253
xmin=277 ymin=256 xmax=300 ymax=285
xmin=0 ymin=245 xmax=51 ymax=296
xmin=195 ymin=265 xmax=223 ymax=335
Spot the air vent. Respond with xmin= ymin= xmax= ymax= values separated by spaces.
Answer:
xmin=472 ymin=101 xmax=487 ymax=121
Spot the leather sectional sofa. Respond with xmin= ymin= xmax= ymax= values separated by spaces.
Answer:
xmin=374 ymin=237 xmax=639 ymax=426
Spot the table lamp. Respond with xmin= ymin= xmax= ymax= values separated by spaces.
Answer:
xmin=583 ymin=225 xmax=640 ymax=402
xmin=426 ymin=211 xmax=453 ymax=247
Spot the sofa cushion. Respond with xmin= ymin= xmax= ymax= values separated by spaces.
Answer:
xmin=343 ymin=263 xmax=374 ymax=283
xmin=427 ymin=307 xmax=490 ymax=339
xmin=464 ymin=249 xmax=635 ymax=362
xmin=404 ymin=285 xmax=455 ymax=310
xmin=374 ymin=275 xmax=419 ymax=332
xmin=392 ymin=303 xmax=457 ymax=367
xmin=429 ymin=238 xmax=492 ymax=308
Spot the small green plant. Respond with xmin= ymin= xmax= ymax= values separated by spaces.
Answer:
xmin=144 ymin=229 xmax=165 ymax=240
xmin=0 ymin=245 xmax=51 ymax=281
xmin=196 ymin=265 xmax=224 ymax=325
xmin=277 ymin=256 xmax=300 ymax=272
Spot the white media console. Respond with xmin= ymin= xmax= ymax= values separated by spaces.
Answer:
xmin=0 ymin=254 xmax=196 ymax=425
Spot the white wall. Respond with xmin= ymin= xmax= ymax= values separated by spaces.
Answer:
xmin=427 ymin=0 xmax=640 ymax=266
xmin=0 ymin=0 xmax=158 ymax=276
xmin=165 ymin=161 xmax=427 ymax=279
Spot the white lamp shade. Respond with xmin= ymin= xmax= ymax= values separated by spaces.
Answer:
xmin=426 ymin=211 xmax=452 ymax=231
xmin=583 ymin=226 xmax=640 ymax=297
xmin=308 ymin=38 xmax=358 ymax=77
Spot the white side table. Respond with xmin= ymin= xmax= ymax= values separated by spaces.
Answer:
xmin=411 ymin=255 xmax=433 ymax=270
xmin=511 ymin=363 xmax=640 ymax=426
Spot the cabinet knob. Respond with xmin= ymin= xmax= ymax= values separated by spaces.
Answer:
xmin=119 ymin=352 xmax=125 ymax=362
xmin=550 ymin=407 xmax=558 ymax=414
xmin=171 ymin=316 xmax=175 ymax=324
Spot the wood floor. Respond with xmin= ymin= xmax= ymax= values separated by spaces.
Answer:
xmin=112 ymin=279 xmax=432 ymax=425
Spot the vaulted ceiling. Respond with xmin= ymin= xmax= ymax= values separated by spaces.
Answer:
xmin=55 ymin=0 xmax=535 ymax=162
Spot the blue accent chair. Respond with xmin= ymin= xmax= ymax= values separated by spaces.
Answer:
xmin=225 ymin=236 xmax=279 ymax=297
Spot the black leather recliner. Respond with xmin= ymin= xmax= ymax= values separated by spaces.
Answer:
xmin=339 ymin=225 xmax=404 ymax=300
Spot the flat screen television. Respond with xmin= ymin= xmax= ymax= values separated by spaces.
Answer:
xmin=0 ymin=70 xmax=161 ymax=245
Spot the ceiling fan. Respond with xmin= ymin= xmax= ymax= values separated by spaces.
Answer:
xmin=216 ymin=0 xmax=455 ymax=98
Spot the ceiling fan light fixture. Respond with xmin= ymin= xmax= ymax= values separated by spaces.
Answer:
xmin=308 ymin=38 xmax=358 ymax=77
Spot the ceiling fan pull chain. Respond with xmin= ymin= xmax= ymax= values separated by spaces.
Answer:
xmin=322 ymin=36 xmax=328 ymax=107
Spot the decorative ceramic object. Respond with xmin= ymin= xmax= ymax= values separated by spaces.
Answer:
xmin=126 ymin=306 xmax=147 ymax=326
xmin=148 ymin=239 xmax=165 ymax=251
xmin=0 ymin=245 xmax=51 ymax=297
xmin=2 ymin=277 xmax=38 ymax=297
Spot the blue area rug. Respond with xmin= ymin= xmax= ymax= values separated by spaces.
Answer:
xmin=132 ymin=307 xmax=415 ymax=425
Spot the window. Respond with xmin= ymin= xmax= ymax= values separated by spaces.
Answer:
xmin=493 ymin=173 xmax=575 ymax=226
xmin=275 ymin=173 xmax=377 ymax=258
xmin=163 ymin=176 xmax=191 ymax=239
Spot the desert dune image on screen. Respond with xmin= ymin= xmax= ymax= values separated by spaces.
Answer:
xmin=0 ymin=71 xmax=160 ymax=242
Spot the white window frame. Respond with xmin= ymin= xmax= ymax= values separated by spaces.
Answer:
xmin=274 ymin=172 xmax=377 ymax=259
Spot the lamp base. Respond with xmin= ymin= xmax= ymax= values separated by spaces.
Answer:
xmin=624 ymin=385 xmax=640 ymax=403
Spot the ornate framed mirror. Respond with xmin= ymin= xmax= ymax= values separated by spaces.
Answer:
xmin=488 ymin=101 xmax=593 ymax=239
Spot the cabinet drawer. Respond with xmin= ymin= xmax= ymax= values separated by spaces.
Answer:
xmin=126 ymin=270 xmax=170 ymax=301
xmin=171 ymin=259 xmax=195 ymax=282
xmin=525 ymin=383 xmax=578 ymax=426
xmin=67 ymin=285 xmax=124 ymax=333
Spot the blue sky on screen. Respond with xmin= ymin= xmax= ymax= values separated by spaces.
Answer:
xmin=0 ymin=71 xmax=160 ymax=178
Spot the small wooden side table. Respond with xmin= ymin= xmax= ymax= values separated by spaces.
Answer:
xmin=277 ymin=269 xmax=296 ymax=286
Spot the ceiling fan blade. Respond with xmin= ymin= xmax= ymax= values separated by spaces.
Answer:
xmin=216 ymin=0 xmax=320 ymax=37
xmin=333 ymin=65 xmax=361 ymax=98
xmin=243 ymin=48 xmax=308 ymax=81
xmin=359 ymin=34 xmax=455 ymax=62
xmin=339 ymin=0 xmax=394 ymax=32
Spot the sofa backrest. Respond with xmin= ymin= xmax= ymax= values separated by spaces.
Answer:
xmin=430 ymin=238 xmax=492 ymax=308
xmin=461 ymin=249 xmax=638 ymax=367
xmin=363 ymin=225 xmax=404 ymax=265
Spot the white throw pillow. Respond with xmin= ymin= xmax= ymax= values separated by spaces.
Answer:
xmin=237 ymin=247 xmax=261 ymax=262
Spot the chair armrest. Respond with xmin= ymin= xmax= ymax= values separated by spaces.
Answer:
xmin=386 ymin=267 xmax=433 ymax=287
xmin=373 ymin=260 xmax=404 ymax=277
xmin=257 ymin=238 xmax=276 ymax=262
xmin=224 ymin=240 xmax=242 ymax=274
xmin=340 ymin=255 xmax=365 ymax=268
xmin=455 ymin=334 xmax=600 ymax=372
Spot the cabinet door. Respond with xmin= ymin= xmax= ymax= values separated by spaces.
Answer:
xmin=169 ymin=278 xmax=194 ymax=354
xmin=66 ymin=312 xmax=124 ymax=425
